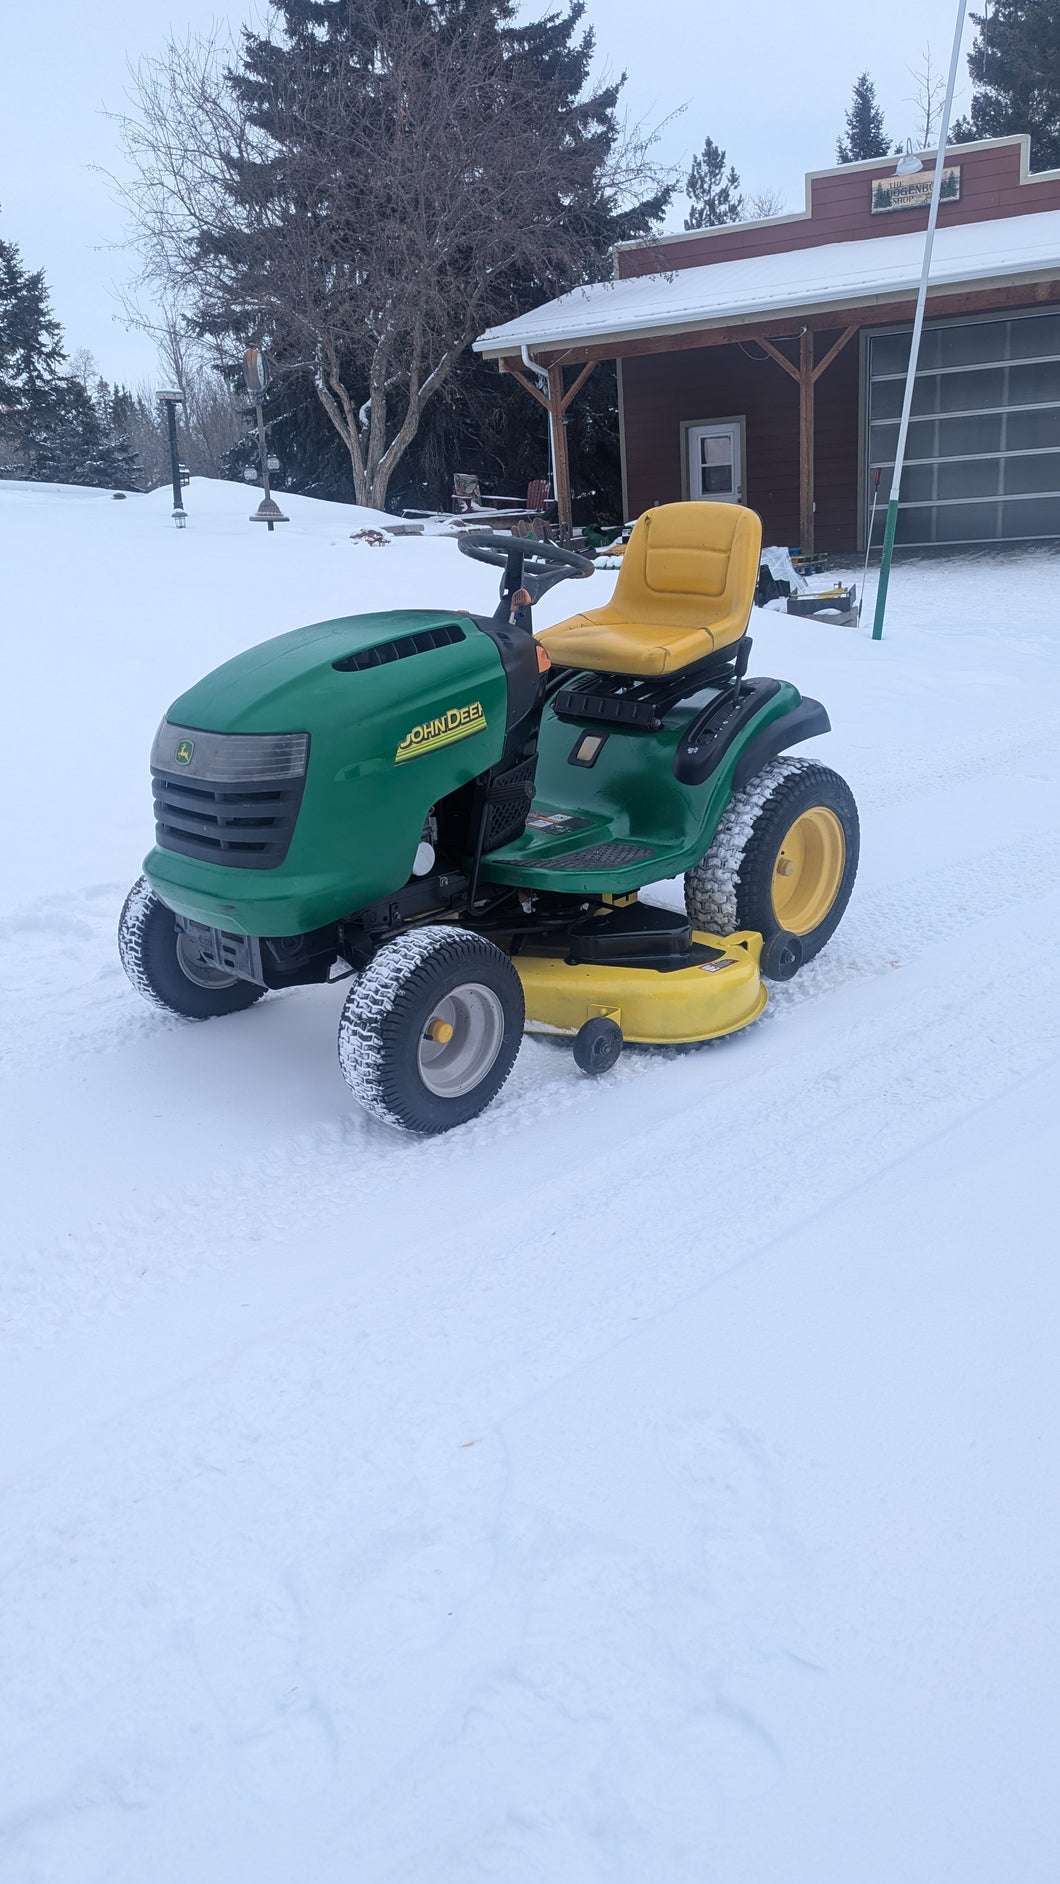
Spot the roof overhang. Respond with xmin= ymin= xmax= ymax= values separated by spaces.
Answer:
xmin=474 ymin=209 xmax=1060 ymax=365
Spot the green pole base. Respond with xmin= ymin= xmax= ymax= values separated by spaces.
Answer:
xmin=871 ymin=499 xmax=899 ymax=641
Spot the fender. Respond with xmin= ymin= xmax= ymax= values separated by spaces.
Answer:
xmin=672 ymin=678 xmax=781 ymax=786
xmin=731 ymin=696 xmax=830 ymax=790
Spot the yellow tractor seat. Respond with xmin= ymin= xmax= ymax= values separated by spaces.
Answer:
xmin=540 ymin=501 xmax=763 ymax=679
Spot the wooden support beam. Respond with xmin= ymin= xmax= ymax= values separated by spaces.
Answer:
xmin=799 ymin=328 xmax=814 ymax=556
xmin=547 ymin=363 xmax=573 ymax=534
xmin=498 ymin=357 xmax=598 ymax=535
xmin=812 ymin=323 xmax=859 ymax=382
xmin=754 ymin=324 xmax=857 ymax=557
xmin=561 ymin=360 xmax=597 ymax=411
xmin=498 ymin=361 xmax=552 ymax=414
xmin=758 ymin=336 xmax=800 ymax=382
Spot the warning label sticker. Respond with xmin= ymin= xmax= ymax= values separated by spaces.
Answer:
xmin=524 ymin=812 xmax=593 ymax=834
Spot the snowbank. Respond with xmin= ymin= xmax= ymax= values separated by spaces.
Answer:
xmin=2 ymin=479 xmax=1059 ymax=1882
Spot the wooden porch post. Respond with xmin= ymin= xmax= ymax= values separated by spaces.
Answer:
xmin=496 ymin=357 xmax=597 ymax=538
xmin=799 ymin=329 xmax=815 ymax=555
xmin=760 ymin=325 xmax=858 ymax=558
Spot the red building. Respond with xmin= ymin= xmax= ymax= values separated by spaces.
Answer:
xmin=474 ymin=136 xmax=1060 ymax=554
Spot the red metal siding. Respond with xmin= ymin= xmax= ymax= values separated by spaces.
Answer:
xmin=618 ymin=140 xmax=1060 ymax=279
xmin=622 ymin=335 xmax=861 ymax=553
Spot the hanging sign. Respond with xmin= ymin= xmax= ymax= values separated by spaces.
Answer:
xmin=871 ymin=167 xmax=961 ymax=214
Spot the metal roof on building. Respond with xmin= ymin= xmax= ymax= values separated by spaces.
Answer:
xmin=473 ymin=209 xmax=1060 ymax=358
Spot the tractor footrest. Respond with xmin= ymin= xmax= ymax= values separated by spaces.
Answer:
xmin=530 ymin=840 xmax=657 ymax=871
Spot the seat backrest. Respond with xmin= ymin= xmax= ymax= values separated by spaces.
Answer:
xmin=611 ymin=502 xmax=762 ymax=639
xmin=526 ymin=477 xmax=551 ymax=510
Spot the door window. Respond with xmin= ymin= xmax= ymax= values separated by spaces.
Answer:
xmin=686 ymin=423 xmax=742 ymax=502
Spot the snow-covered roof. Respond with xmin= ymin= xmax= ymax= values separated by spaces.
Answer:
xmin=474 ymin=209 xmax=1060 ymax=357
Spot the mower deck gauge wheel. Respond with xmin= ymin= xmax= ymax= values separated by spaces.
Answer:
xmin=759 ymin=929 xmax=803 ymax=982
xmin=573 ymin=1016 xmax=624 ymax=1075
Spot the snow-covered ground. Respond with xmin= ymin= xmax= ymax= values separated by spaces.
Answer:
xmin=2 ymin=476 xmax=1059 ymax=1883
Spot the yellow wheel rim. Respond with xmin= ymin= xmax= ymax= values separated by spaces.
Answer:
xmin=771 ymin=807 xmax=846 ymax=935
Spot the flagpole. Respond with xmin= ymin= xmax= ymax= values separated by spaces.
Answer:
xmin=872 ymin=0 xmax=969 ymax=640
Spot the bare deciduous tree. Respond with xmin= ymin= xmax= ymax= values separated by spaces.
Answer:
xmin=907 ymin=44 xmax=948 ymax=149
xmin=116 ymin=2 xmax=668 ymax=511
xmin=746 ymin=185 xmax=785 ymax=220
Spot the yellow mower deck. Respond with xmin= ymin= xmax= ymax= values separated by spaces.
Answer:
xmin=514 ymin=929 xmax=767 ymax=1045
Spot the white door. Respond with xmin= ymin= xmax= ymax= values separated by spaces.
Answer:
xmin=687 ymin=421 xmax=743 ymax=503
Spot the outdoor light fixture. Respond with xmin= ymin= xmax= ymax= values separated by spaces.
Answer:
xmin=156 ymin=388 xmax=187 ymax=528
xmin=243 ymin=346 xmax=289 ymax=532
xmin=894 ymin=140 xmax=925 ymax=178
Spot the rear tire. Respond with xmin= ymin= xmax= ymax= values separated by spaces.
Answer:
xmin=338 ymin=926 xmax=524 ymax=1133
xmin=685 ymin=758 xmax=859 ymax=965
xmin=118 ymin=876 xmax=266 ymax=1020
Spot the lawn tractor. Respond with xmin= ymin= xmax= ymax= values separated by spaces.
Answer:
xmin=119 ymin=501 xmax=859 ymax=1132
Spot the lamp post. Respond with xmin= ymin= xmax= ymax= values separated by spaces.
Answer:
xmin=871 ymin=0 xmax=969 ymax=640
xmin=244 ymin=347 xmax=289 ymax=532
xmin=156 ymin=388 xmax=187 ymax=527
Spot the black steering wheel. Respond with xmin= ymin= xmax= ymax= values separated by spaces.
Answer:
xmin=458 ymin=529 xmax=595 ymax=607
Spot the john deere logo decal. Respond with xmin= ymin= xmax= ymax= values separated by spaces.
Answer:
xmin=174 ymin=738 xmax=195 ymax=766
xmin=395 ymin=701 xmax=485 ymax=763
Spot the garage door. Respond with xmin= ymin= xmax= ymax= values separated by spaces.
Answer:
xmin=866 ymin=309 xmax=1060 ymax=547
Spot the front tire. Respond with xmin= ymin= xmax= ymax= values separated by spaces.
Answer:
xmin=338 ymin=926 xmax=524 ymax=1133
xmin=685 ymin=758 xmax=859 ymax=965
xmin=118 ymin=876 xmax=266 ymax=1020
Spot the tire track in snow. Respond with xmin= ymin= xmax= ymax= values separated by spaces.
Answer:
xmin=6 ymin=846 xmax=1060 ymax=1356
xmin=7 ymin=728 xmax=1060 ymax=1347
xmin=845 ymin=708 xmax=1060 ymax=811
xmin=4 ymin=912 xmax=1059 ymax=1884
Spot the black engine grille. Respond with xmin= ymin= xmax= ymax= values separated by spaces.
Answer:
xmin=152 ymin=768 xmax=306 ymax=869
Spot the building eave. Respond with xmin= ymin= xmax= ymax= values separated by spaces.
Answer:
xmin=476 ymin=263 xmax=1060 ymax=364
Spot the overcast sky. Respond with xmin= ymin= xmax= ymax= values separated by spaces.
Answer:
xmin=1 ymin=0 xmax=975 ymax=386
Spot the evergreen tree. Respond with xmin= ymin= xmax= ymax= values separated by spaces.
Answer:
xmin=0 ymin=237 xmax=140 ymax=486
xmin=684 ymin=137 xmax=744 ymax=228
xmin=30 ymin=376 xmax=141 ymax=489
xmin=950 ymin=2 xmax=1060 ymax=170
xmin=123 ymin=0 xmax=669 ymax=512
xmin=0 ymin=236 xmax=64 ymax=471
xmin=836 ymin=72 xmax=892 ymax=162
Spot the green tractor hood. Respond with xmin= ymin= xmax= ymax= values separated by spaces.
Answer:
xmin=144 ymin=608 xmax=508 ymax=935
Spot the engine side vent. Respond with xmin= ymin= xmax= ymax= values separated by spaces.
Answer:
xmin=333 ymin=621 xmax=465 ymax=672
